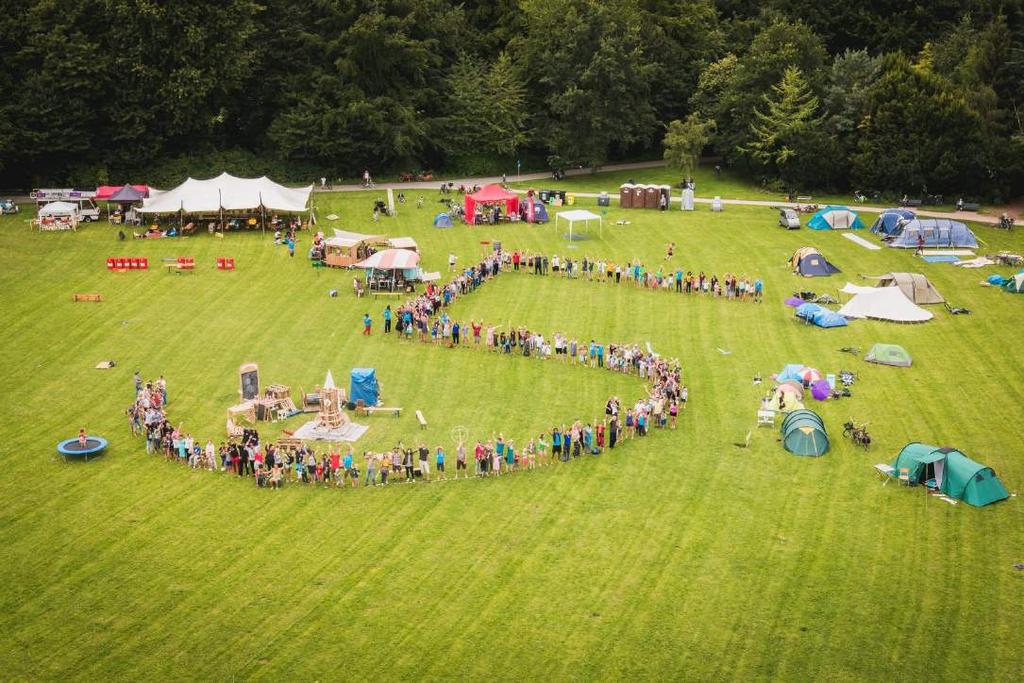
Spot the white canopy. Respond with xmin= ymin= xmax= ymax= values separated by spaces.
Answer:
xmin=139 ymin=172 xmax=312 ymax=214
xmin=837 ymin=287 xmax=933 ymax=323
xmin=38 ymin=201 xmax=78 ymax=216
xmin=325 ymin=229 xmax=385 ymax=249
xmin=555 ymin=209 xmax=603 ymax=240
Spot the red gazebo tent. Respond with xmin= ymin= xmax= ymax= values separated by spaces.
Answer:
xmin=464 ymin=184 xmax=519 ymax=225
xmin=95 ymin=184 xmax=152 ymax=200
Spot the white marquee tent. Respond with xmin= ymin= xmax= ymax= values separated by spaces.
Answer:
xmin=555 ymin=209 xmax=603 ymax=241
xmin=837 ymin=285 xmax=933 ymax=323
xmin=139 ymin=172 xmax=312 ymax=214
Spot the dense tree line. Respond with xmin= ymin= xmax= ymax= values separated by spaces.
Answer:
xmin=0 ymin=0 xmax=1021 ymax=199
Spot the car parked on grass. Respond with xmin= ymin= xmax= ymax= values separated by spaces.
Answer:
xmin=1 ymin=199 xmax=19 ymax=214
xmin=779 ymin=208 xmax=800 ymax=229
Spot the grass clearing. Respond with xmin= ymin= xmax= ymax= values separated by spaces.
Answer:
xmin=0 ymin=191 xmax=1022 ymax=680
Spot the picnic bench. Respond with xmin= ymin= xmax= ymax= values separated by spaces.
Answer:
xmin=362 ymin=406 xmax=402 ymax=417
xmin=72 ymin=293 xmax=102 ymax=302
xmin=795 ymin=195 xmax=812 ymax=203
xmin=373 ymin=291 xmax=401 ymax=299
xmin=415 ymin=410 xmax=427 ymax=429
xmin=901 ymin=198 xmax=923 ymax=208
xmin=958 ymin=202 xmax=981 ymax=212
xmin=165 ymin=257 xmax=196 ymax=274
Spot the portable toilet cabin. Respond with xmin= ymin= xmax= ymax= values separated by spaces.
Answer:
xmin=619 ymin=184 xmax=634 ymax=208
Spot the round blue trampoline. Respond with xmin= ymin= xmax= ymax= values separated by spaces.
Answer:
xmin=57 ymin=436 xmax=108 ymax=459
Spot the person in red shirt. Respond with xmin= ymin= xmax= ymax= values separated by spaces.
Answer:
xmin=330 ymin=450 xmax=341 ymax=485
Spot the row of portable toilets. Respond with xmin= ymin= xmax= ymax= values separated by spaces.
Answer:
xmin=619 ymin=183 xmax=670 ymax=209
xmin=619 ymin=184 xmax=703 ymax=211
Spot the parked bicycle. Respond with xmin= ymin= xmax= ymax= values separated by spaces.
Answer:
xmin=842 ymin=420 xmax=871 ymax=449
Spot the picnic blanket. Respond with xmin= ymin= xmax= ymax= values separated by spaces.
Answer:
xmin=292 ymin=420 xmax=369 ymax=442
xmin=841 ymin=233 xmax=881 ymax=250
xmin=921 ymin=255 xmax=960 ymax=263
xmin=921 ymin=249 xmax=976 ymax=256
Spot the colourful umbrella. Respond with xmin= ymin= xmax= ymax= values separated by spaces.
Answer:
xmin=799 ymin=367 xmax=824 ymax=385
xmin=811 ymin=379 xmax=831 ymax=400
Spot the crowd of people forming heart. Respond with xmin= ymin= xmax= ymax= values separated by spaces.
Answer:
xmin=126 ymin=246 xmax=688 ymax=491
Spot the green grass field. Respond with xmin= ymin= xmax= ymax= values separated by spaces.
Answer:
xmin=1 ymin=192 xmax=1022 ymax=680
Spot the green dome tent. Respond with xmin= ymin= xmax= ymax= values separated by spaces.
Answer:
xmin=865 ymin=343 xmax=912 ymax=367
xmin=780 ymin=409 xmax=829 ymax=456
xmin=890 ymin=443 xmax=1009 ymax=506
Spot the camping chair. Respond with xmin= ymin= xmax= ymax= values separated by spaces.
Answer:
xmin=898 ymin=468 xmax=911 ymax=487
xmin=757 ymin=410 xmax=776 ymax=427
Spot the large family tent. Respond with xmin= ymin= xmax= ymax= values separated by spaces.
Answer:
xmin=940 ymin=450 xmax=1010 ymax=507
xmin=795 ymin=303 xmax=848 ymax=328
xmin=870 ymin=209 xmax=915 ymax=236
xmin=807 ymin=205 xmax=864 ymax=230
xmin=139 ymin=172 xmax=312 ymax=214
xmin=790 ymin=247 xmax=841 ymax=277
xmin=870 ymin=272 xmax=944 ymax=304
xmin=433 ymin=212 xmax=453 ymax=228
xmin=838 ymin=285 xmax=933 ymax=322
xmin=464 ymin=184 xmax=518 ymax=225
xmin=864 ymin=343 xmax=912 ymax=366
xmin=1003 ymin=272 xmax=1024 ymax=293
xmin=890 ymin=444 xmax=1009 ymax=506
xmin=887 ymin=218 xmax=978 ymax=249
xmin=780 ymin=409 xmax=829 ymax=456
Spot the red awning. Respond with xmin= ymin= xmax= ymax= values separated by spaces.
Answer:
xmin=464 ymin=184 xmax=519 ymax=225
xmin=96 ymin=184 xmax=151 ymax=200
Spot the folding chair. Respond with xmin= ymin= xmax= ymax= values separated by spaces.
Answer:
xmin=898 ymin=468 xmax=911 ymax=487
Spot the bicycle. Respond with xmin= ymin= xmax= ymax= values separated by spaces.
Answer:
xmin=842 ymin=420 xmax=871 ymax=449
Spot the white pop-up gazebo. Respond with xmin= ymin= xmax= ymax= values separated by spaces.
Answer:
xmin=555 ymin=209 xmax=603 ymax=241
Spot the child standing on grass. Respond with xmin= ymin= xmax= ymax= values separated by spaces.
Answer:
xmin=435 ymin=445 xmax=445 ymax=480
xmin=456 ymin=441 xmax=467 ymax=479
xmin=362 ymin=313 xmax=372 ymax=335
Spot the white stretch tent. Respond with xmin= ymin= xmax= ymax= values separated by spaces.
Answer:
xmin=837 ymin=286 xmax=933 ymax=323
xmin=555 ymin=209 xmax=603 ymax=240
xmin=139 ymin=172 xmax=312 ymax=214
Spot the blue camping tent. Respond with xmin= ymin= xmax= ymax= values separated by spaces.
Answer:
xmin=350 ymin=368 xmax=379 ymax=406
xmin=433 ymin=212 xmax=453 ymax=228
xmin=807 ymin=205 xmax=865 ymax=230
xmin=887 ymin=219 xmax=978 ymax=249
xmin=795 ymin=303 xmax=848 ymax=328
xmin=790 ymin=247 xmax=841 ymax=277
xmin=524 ymin=198 xmax=549 ymax=223
xmin=870 ymin=209 xmax=915 ymax=236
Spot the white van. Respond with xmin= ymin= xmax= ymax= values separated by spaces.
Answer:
xmin=32 ymin=189 xmax=102 ymax=222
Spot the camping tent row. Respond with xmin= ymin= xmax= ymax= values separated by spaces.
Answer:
xmin=807 ymin=205 xmax=864 ymax=230
xmin=790 ymin=247 xmax=841 ymax=277
xmin=884 ymin=218 xmax=978 ymax=249
xmin=794 ymin=302 xmax=848 ymax=328
xmin=891 ymin=443 xmax=1009 ymax=507
xmin=139 ymin=172 xmax=312 ymax=214
xmin=1005 ymin=272 xmax=1024 ymax=293
xmin=464 ymin=184 xmax=518 ymax=225
xmin=780 ymin=409 xmax=829 ymax=456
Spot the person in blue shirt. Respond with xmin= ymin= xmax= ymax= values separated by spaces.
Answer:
xmin=552 ymin=427 xmax=562 ymax=460
xmin=362 ymin=313 xmax=372 ymax=335
xmin=435 ymin=446 xmax=445 ymax=480
xmin=675 ymin=269 xmax=683 ymax=292
xmin=383 ymin=305 xmax=392 ymax=333
xmin=754 ymin=278 xmax=764 ymax=303
xmin=596 ymin=343 xmax=604 ymax=368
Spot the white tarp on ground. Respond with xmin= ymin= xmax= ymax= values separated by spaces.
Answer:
xmin=838 ymin=286 xmax=933 ymax=322
xmin=139 ymin=172 xmax=312 ymax=213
